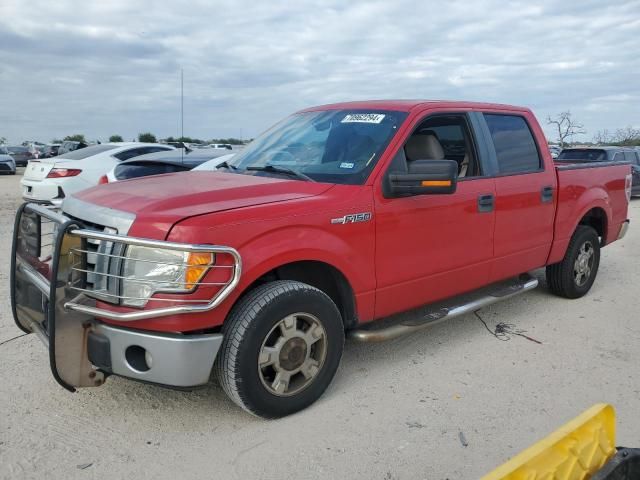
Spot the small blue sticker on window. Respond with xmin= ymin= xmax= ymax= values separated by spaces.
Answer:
xmin=339 ymin=162 xmax=355 ymax=169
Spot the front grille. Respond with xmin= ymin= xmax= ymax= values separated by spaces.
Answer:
xmin=66 ymin=215 xmax=121 ymax=304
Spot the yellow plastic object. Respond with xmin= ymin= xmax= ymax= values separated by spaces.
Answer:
xmin=482 ymin=404 xmax=616 ymax=480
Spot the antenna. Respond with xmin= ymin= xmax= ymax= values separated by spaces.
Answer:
xmin=181 ymin=68 xmax=184 ymax=164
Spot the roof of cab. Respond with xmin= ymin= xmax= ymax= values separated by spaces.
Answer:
xmin=298 ymin=99 xmax=530 ymax=114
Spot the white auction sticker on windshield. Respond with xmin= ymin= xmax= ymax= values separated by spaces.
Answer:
xmin=341 ymin=113 xmax=385 ymax=124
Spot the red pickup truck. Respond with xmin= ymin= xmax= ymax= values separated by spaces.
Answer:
xmin=11 ymin=100 xmax=632 ymax=418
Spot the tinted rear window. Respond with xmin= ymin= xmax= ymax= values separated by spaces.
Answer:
xmin=557 ymin=149 xmax=606 ymax=162
xmin=115 ymin=163 xmax=190 ymax=180
xmin=57 ymin=144 xmax=118 ymax=160
xmin=483 ymin=114 xmax=541 ymax=174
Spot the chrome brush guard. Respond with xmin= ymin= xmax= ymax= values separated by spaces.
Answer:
xmin=11 ymin=202 xmax=241 ymax=390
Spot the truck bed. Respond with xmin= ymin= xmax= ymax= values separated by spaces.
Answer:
xmin=548 ymin=161 xmax=631 ymax=264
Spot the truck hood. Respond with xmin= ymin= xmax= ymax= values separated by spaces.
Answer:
xmin=72 ymin=171 xmax=334 ymax=237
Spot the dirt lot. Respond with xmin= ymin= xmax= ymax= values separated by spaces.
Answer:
xmin=1 ymin=170 xmax=638 ymax=480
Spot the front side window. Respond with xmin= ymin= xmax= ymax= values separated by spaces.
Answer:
xmin=387 ymin=114 xmax=482 ymax=179
xmin=484 ymin=114 xmax=541 ymax=174
xmin=227 ymin=110 xmax=408 ymax=184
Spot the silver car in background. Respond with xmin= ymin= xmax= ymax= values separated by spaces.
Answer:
xmin=0 ymin=146 xmax=17 ymax=174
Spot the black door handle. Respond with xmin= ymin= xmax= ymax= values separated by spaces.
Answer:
xmin=541 ymin=185 xmax=554 ymax=203
xmin=477 ymin=193 xmax=494 ymax=213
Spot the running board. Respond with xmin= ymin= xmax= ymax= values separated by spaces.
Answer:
xmin=349 ymin=274 xmax=539 ymax=343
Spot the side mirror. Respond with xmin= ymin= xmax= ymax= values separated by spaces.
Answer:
xmin=387 ymin=159 xmax=458 ymax=197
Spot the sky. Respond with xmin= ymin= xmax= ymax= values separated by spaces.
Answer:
xmin=0 ymin=0 xmax=639 ymax=144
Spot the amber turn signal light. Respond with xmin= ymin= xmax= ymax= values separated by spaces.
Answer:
xmin=185 ymin=252 xmax=214 ymax=289
xmin=421 ymin=180 xmax=452 ymax=187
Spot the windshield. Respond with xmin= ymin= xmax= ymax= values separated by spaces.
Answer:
xmin=0 ymin=146 xmax=8 ymax=154
xmin=57 ymin=144 xmax=117 ymax=160
xmin=227 ymin=110 xmax=408 ymax=184
xmin=557 ymin=149 xmax=606 ymax=162
xmin=8 ymin=147 xmax=27 ymax=153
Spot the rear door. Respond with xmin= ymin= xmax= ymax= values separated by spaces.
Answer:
xmin=479 ymin=112 xmax=557 ymax=281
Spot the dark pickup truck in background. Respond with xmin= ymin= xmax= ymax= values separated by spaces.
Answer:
xmin=11 ymin=100 xmax=632 ymax=418
xmin=558 ymin=146 xmax=640 ymax=196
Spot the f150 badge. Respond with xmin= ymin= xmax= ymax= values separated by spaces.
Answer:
xmin=331 ymin=212 xmax=372 ymax=224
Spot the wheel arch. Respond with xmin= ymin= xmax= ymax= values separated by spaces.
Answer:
xmin=577 ymin=206 xmax=608 ymax=245
xmin=237 ymin=260 xmax=358 ymax=330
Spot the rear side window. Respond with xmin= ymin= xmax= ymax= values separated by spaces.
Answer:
xmin=483 ymin=114 xmax=541 ymax=174
xmin=58 ymin=144 xmax=117 ymax=160
xmin=114 ymin=146 xmax=170 ymax=161
xmin=623 ymin=151 xmax=636 ymax=163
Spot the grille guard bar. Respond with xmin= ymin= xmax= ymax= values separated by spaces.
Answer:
xmin=64 ymin=228 xmax=242 ymax=321
xmin=10 ymin=202 xmax=242 ymax=391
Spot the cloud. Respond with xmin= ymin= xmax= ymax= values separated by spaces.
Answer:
xmin=0 ymin=0 xmax=638 ymax=143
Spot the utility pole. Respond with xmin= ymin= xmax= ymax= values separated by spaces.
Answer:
xmin=181 ymin=68 xmax=184 ymax=140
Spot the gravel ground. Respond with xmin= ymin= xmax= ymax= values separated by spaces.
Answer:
xmin=1 ymin=170 xmax=638 ymax=480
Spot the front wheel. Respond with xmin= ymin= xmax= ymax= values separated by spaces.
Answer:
xmin=546 ymin=225 xmax=601 ymax=299
xmin=215 ymin=280 xmax=344 ymax=418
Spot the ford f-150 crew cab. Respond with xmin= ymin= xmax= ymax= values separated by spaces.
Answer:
xmin=11 ymin=100 xmax=632 ymax=418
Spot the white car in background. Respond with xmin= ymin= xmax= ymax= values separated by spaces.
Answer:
xmin=21 ymin=143 xmax=174 ymax=206
xmin=192 ymin=153 xmax=235 ymax=171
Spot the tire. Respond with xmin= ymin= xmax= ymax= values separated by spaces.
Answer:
xmin=546 ymin=225 xmax=600 ymax=299
xmin=215 ymin=280 xmax=344 ymax=418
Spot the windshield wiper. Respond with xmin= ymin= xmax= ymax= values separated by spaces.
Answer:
xmin=246 ymin=165 xmax=316 ymax=182
xmin=215 ymin=160 xmax=239 ymax=171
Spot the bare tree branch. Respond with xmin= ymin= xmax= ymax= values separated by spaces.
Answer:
xmin=546 ymin=111 xmax=586 ymax=148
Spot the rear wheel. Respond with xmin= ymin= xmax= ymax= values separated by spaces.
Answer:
xmin=216 ymin=280 xmax=344 ymax=418
xmin=546 ymin=225 xmax=600 ymax=298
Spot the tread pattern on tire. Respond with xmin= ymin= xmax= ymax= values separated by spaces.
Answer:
xmin=546 ymin=225 xmax=599 ymax=299
xmin=215 ymin=280 xmax=340 ymax=418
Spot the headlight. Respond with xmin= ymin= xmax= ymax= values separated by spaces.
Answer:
xmin=121 ymin=245 xmax=213 ymax=307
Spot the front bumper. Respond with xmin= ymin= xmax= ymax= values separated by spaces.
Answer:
xmin=90 ymin=323 xmax=222 ymax=387
xmin=11 ymin=202 xmax=240 ymax=390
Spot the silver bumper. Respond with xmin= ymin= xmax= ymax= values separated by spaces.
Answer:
xmin=92 ymin=323 xmax=222 ymax=387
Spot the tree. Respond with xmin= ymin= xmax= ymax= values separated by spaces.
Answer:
xmin=138 ymin=132 xmax=157 ymax=143
xmin=0 ymin=136 xmax=7 ymax=145
xmin=50 ymin=138 xmax=63 ymax=144
xmin=592 ymin=129 xmax=612 ymax=145
xmin=109 ymin=134 xmax=124 ymax=142
xmin=613 ymin=126 xmax=640 ymax=146
xmin=546 ymin=111 xmax=586 ymax=148
xmin=64 ymin=134 xmax=86 ymax=142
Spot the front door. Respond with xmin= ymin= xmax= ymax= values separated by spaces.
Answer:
xmin=373 ymin=112 xmax=496 ymax=319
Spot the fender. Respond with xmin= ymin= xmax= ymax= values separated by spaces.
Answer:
xmin=235 ymin=223 xmax=374 ymax=296
xmin=547 ymin=186 xmax=611 ymax=264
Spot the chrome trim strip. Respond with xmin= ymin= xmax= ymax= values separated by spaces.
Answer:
xmin=29 ymin=320 xmax=49 ymax=347
xmin=17 ymin=263 xmax=50 ymax=298
xmin=93 ymin=323 xmax=222 ymax=387
xmin=350 ymin=276 xmax=539 ymax=343
xmin=25 ymin=202 xmax=69 ymax=224
xmin=62 ymin=196 xmax=135 ymax=234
